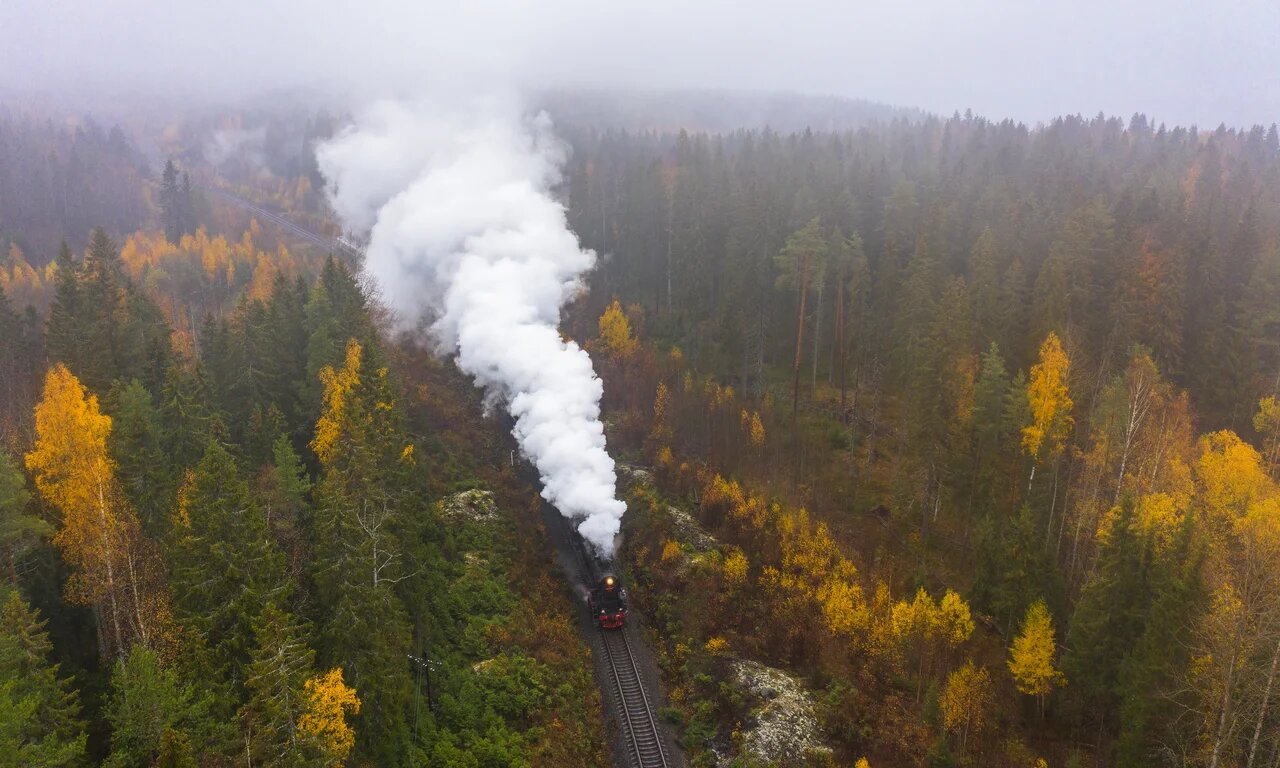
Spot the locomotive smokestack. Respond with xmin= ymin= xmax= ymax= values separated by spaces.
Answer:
xmin=317 ymin=98 xmax=624 ymax=554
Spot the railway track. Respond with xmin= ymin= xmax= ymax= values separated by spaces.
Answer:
xmin=565 ymin=521 xmax=671 ymax=768
xmin=201 ymin=186 xmax=362 ymax=257
xmin=600 ymin=627 xmax=669 ymax=768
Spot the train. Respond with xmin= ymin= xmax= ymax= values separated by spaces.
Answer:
xmin=588 ymin=574 xmax=628 ymax=630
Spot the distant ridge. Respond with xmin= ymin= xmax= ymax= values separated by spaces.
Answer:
xmin=537 ymin=87 xmax=925 ymax=133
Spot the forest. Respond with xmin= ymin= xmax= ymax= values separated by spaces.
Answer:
xmin=2 ymin=96 xmax=1280 ymax=768
xmin=563 ymin=112 xmax=1280 ymax=767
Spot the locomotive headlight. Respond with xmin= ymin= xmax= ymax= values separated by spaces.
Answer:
xmin=605 ymin=577 xmax=614 ymax=587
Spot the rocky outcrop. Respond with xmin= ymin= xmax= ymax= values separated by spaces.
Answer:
xmin=728 ymin=659 xmax=832 ymax=766
xmin=438 ymin=488 xmax=499 ymax=526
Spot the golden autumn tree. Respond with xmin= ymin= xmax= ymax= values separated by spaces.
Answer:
xmin=650 ymin=381 xmax=673 ymax=449
xmin=25 ymin=365 xmax=169 ymax=659
xmin=596 ymin=298 xmax=636 ymax=360
xmin=1008 ymin=599 xmax=1065 ymax=713
xmin=1022 ymin=332 xmax=1073 ymax=487
xmin=298 ymin=667 xmax=360 ymax=765
xmin=942 ymin=661 xmax=995 ymax=757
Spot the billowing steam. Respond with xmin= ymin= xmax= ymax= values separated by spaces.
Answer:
xmin=316 ymin=99 xmax=624 ymax=554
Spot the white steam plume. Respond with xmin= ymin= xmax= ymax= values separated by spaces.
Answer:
xmin=316 ymin=99 xmax=624 ymax=554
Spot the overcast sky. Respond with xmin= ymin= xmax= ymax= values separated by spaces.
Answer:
xmin=2 ymin=0 xmax=1277 ymax=128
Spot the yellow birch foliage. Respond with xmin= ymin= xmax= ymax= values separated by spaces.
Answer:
xmin=748 ymin=411 xmax=766 ymax=448
xmin=25 ymin=365 xmax=169 ymax=655
xmin=1007 ymin=599 xmax=1066 ymax=697
xmin=855 ymin=760 xmax=871 ymax=768
xmin=942 ymin=660 xmax=994 ymax=736
xmin=1022 ymin=332 xmax=1073 ymax=462
xmin=312 ymin=341 xmax=363 ymax=469
xmin=25 ymin=365 xmax=116 ymax=533
xmin=298 ymin=668 xmax=361 ymax=763
xmin=704 ymin=636 xmax=729 ymax=656
xmin=597 ymin=299 xmax=636 ymax=359
xmin=722 ymin=549 xmax=748 ymax=587
xmin=1195 ymin=430 xmax=1272 ymax=521
xmin=651 ymin=382 xmax=673 ymax=446
xmin=936 ymin=589 xmax=976 ymax=645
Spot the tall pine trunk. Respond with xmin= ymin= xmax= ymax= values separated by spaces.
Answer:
xmin=836 ymin=279 xmax=847 ymax=423
xmin=791 ymin=265 xmax=809 ymax=438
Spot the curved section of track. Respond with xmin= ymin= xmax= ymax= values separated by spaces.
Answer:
xmin=600 ymin=627 xmax=669 ymax=768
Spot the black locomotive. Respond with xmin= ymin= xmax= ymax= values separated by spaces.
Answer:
xmin=588 ymin=574 xmax=628 ymax=629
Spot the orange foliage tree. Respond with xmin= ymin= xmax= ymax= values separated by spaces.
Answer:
xmin=25 ymin=365 xmax=170 ymax=659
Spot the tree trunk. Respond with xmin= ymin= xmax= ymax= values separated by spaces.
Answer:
xmin=97 ymin=480 xmax=124 ymax=657
xmin=665 ymin=200 xmax=673 ymax=314
xmin=791 ymin=265 xmax=809 ymax=437
xmin=1209 ymin=643 xmax=1242 ymax=768
xmin=812 ymin=277 xmax=823 ymax=400
xmin=836 ymin=279 xmax=847 ymax=423
xmin=1247 ymin=636 xmax=1280 ymax=768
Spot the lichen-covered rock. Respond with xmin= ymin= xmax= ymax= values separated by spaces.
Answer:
xmin=617 ymin=463 xmax=655 ymax=489
xmin=667 ymin=505 xmax=717 ymax=552
xmin=439 ymin=488 xmax=499 ymax=526
xmin=728 ymin=659 xmax=832 ymax=766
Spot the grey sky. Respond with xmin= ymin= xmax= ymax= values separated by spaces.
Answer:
xmin=2 ymin=0 xmax=1277 ymax=127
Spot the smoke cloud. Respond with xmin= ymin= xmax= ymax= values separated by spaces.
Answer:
xmin=316 ymin=98 xmax=625 ymax=554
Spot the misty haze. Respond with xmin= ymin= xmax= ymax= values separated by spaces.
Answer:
xmin=1 ymin=3 xmax=1278 ymax=768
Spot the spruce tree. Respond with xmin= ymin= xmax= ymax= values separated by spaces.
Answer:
xmin=240 ymin=603 xmax=315 ymax=768
xmin=159 ymin=160 xmax=184 ymax=244
xmin=44 ymin=241 xmax=83 ymax=379
xmin=159 ymin=362 xmax=223 ymax=474
xmin=104 ymin=645 xmax=201 ymax=768
xmin=169 ymin=442 xmax=288 ymax=698
xmin=1063 ymin=496 xmax=1150 ymax=731
xmin=0 ymin=590 xmax=86 ymax=766
xmin=0 ymin=447 xmax=46 ymax=587
xmin=1115 ymin=512 xmax=1204 ymax=765
xmin=106 ymin=380 xmax=170 ymax=538
xmin=310 ymin=340 xmax=413 ymax=763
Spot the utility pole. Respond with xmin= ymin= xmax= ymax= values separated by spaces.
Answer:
xmin=407 ymin=653 xmax=441 ymax=745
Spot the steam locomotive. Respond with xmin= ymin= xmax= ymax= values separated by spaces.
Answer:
xmin=588 ymin=574 xmax=628 ymax=630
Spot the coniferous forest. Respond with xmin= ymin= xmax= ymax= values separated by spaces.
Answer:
xmin=2 ymin=93 xmax=1280 ymax=768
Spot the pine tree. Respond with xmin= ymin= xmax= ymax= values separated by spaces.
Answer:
xmin=775 ymin=217 xmax=827 ymax=432
xmin=0 ymin=590 xmax=87 ymax=766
